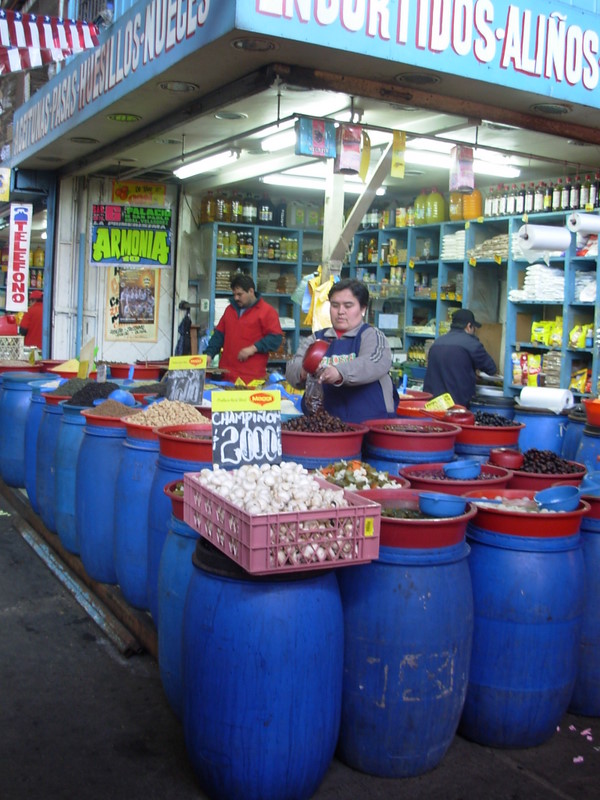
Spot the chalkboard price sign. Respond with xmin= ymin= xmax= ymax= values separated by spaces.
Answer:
xmin=211 ymin=390 xmax=282 ymax=468
xmin=166 ymin=355 xmax=207 ymax=404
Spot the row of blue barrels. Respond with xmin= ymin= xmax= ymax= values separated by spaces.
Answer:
xmin=1 ymin=376 xmax=600 ymax=798
xmin=0 ymin=373 xmax=212 ymax=625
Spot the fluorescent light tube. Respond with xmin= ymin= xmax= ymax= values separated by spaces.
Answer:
xmin=261 ymin=174 xmax=386 ymax=195
xmin=173 ymin=149 xmax=240 ymax=179
xmin=260 ymin=128 xmax=297 ymax=152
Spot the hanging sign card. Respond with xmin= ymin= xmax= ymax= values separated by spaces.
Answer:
xmin=211 ymin=390 xmax=282 ymax=468
xmin=166 ymin=355 xmax=206 ymax=404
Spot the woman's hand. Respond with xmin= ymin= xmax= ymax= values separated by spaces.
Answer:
xmin=318 ymin=365 xmax=342 ymax=385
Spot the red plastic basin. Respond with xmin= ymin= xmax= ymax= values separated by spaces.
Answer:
xmin=156 ymin=423 xmax=213 ymax=461
xmin=465 ymin=488 xmax=590 ymax=537
xmin=356 ymin=487 xmax=477 ymax=548
xmin=399 ymin=462 xmax=512 ymax=495
xmin=508 ymin=461 xmax=586 ymax=490
xmin=281 ymin=424 xmax=368 ymax=458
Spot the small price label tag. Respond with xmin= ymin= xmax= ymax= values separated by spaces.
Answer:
xmin=469 ymin=257 xmax=477 ymax=267
xmin=464 ymin=221 xmax=470 ymax=229
xmin=166 ymin=355 xmax=207 ymax=404
xmin=211 ymin=390 xmax=282 ymax=468
xmin=494 ymin=254 xmax=502 ymax=264
xmin=408 ymin=259 xmax=415 ymax=269
xmin=364 ymin=517 xmax=374 ymax=538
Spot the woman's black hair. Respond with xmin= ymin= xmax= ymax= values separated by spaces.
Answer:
xmin=329 ymin=277 xmax=369 ymax=309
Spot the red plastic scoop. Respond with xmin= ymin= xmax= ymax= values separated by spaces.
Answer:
xmin=302 ymin=340 xmax=330 ymax=374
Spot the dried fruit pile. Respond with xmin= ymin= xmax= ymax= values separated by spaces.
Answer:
xmin=520 ymin=449 xmax=583 ymax=474
xmin=282 ymin=409 xmax=354 ymax=432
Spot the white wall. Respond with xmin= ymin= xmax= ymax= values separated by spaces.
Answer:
xmin=52 ymin=176 xmax=177 ymax=362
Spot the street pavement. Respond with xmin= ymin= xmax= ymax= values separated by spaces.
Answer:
xmin=0 ymin=484 xmax=598 ymax=800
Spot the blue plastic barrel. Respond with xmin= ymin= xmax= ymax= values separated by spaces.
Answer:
xmin=0 ymin=372 xmax=46 ymax=487
xmin=147 ymin=424 xmax=212 ymax=623
xmin=575 ymin=424 xmax=600 ymax=473
xmin=513 ymin=406 xmax=569 ymax=455
xmin=460 ymin=505 xmax=585 ymax=747
xmin=561 ymin=406 xmax=587 ymax=461
xmin=76 ymin=416 xmax=126 ymax=584
xmin=158 ymin=508 xmax=198 ymax=718
xmin=569 ymin=496 xmax=600 ymax=716
xmin=55 ymin=403 xmax=87 ymax=554
xmin=336 ymin=490 xmax=474 ymax=777
xmin=36 ymin=397 xmax=65 ymax=533
xmin=470 ymin=395 xmax=515 ymax=420
xmin=114 ymin=421 xmax=159 ymax=610
xmin=24 ymin=382 xmax=49 ymax=513
xmin=182 ymin=540 xmax=343 ymax=800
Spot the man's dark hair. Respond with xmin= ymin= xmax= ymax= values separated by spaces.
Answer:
xmin=230 ymin=273 xmax=255 ymax=292
xmin=329 ymin=277 xmax=369 ymax=309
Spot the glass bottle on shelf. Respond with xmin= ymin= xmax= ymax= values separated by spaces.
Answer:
xmin=561 ymin=177 xmax=571 ymax=210
xmin=581 ymin=174 xmax=592 ymax=209
xmin=524 ymin=182 xmax=535 ymax=214
xmin=200 ymin=191 xmax=215 ymax=223
xmin=231 ymin=192 xmax=243 ymax=224
xmin=505 ymin=184 xmax=517 ymax=216
xmin=570 ymin=175 xmax=581 ymax=210
xmin=515 ymin=183 xmax=525 ymax=215
xmin=497 ymin=184 xmax=507 ymax=216
xmin=533 ymin=182 xmax=545 ymax=213
xmin=552 ymin=179 xmax=563 ymax=211
xmin=543 ymin=182 xmax=553 ymax=210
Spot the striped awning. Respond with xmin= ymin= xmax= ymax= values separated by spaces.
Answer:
xmin=0 ymin=8 xmax=99 ymax=75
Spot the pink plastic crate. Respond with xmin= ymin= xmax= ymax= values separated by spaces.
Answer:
xmin=183 ymin=473 xmax=381 ymax=575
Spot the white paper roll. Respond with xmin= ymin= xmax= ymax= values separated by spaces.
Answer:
xmin=567 ymin=213 xmax=600 ymax=235
xmin=515 ymin=386 xmax=574 ymax=414
xmin=518 ymin=224 xmax=572 ymax=253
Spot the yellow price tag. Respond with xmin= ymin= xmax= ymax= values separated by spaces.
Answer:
xmin=430 ymin=291 xmax=437 ymax=299
xmin=494 ymin=254 xmax=502 ymax=264
xmin=408 ymin=259 xmax=415 ymax=269
xmin=448 ymin=292 xmax=456 ymax=300
xmin=424 ymin=392 xmax=455 ymax=411
xmin=464 ymin=221 xmax=470 ymax=229
xmin=469 ymin=257 xmax=477 ymax=267
xmin=364 ymin=517 xmax=374 ymax=538
xmin=440 ymin=292 xmax=447 ymax=300
xmin=522 ymin=213 xmax=529 ymax=223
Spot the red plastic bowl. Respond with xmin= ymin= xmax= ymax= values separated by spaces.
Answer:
xmin=508 ymin=461 xmax=586 ymax=490
xmin=365 ymin=419 xmax=461 ymax=455
xmin=109 ymin=363 xmax=164 ymax=380
xmin=465 ymin=488 xmax=589 ymax=537
xmin=156 ymin=423 xmax=213 ymax=461
xmin=356 ymin=488 xmax=477 ymax=548
xmin=399 ymin=462 xmax=513 ymax=495
xmin=489 ymin=448 xmax=525 ymax=470
xmin=583 ymin=398 xmax=600 ymax=427
xmin=302 ymin=340 xmax=330 ymax=374
xmin=455 ymin=422 xmax=524 ymax=448
xmin=281 ymin=424 xmax=368 ymax=458
xmin=397 ymin=389 xmax=433 ymax=402
xmin=164 ymin=479 xmax=185 ymax=521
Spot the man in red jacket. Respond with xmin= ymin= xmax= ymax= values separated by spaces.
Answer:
xmin=18 ymin=290 xmax=44 ymax=348
xmin=204 ymin=274 xmax=283 ymax=383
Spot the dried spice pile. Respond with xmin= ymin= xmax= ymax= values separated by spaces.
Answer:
xmin=65 ymin=382 xmax=120 ymax=406
xmin=83 ymin=399 xmax=142 ymax=418
xmin=123 ymin=399 xmax=210 ymax=427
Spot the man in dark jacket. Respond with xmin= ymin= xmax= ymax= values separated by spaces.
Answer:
xmin=423 ymin=308 xmax=497 ymax=407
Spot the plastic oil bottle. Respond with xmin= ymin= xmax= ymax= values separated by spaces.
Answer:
xmin=449 ymin=192 xmax=463 ymax=221
xmin=414 ymin=189 xmax=427 ymax=225
xmin=425 ymin=187 xmax=446 ymax=223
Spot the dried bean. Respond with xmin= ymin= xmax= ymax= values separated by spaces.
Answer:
xmin=474 ymin=411 xmax=515 ymax=427
xmin=521 ymin=448 xmax=582 ymax=474
xmin=282 ymin=409 xmax=353 ymax=433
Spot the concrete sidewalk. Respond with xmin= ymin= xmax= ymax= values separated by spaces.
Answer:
xmin=0 ymin=483 xmax=598 ymax=800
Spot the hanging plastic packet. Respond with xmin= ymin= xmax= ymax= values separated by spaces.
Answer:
xmin=303 ymin=374 xmax=324 ymax=415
